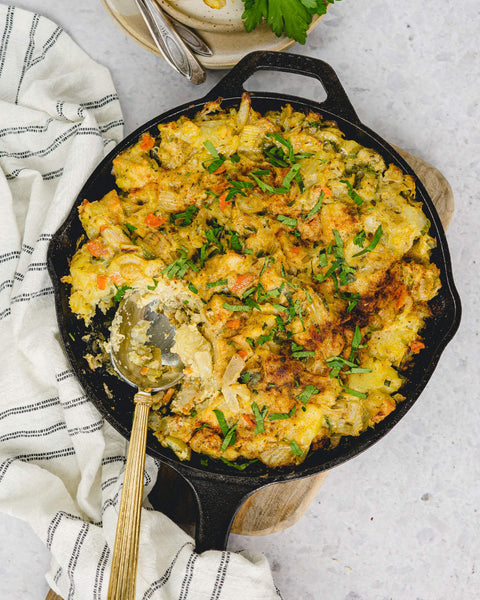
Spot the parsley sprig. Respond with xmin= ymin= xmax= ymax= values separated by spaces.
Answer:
xmin=241 ymin=0 xmax=338 ymax=45
xmin=213 ymin=409 xmax=238 ymax=452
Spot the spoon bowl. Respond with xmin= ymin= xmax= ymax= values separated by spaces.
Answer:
xmin=110 ymin=291 xmax=184 ymax=391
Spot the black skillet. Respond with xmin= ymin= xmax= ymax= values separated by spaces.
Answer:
xmin=47 ymin=51 xmax=461 ymax=552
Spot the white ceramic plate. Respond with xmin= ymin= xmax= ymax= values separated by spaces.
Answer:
xmin=101 ymin=0 xmax=325 ymax=70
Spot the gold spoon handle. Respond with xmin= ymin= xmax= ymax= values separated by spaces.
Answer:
xmin=107 ymin=391 xmax=152 ymax=600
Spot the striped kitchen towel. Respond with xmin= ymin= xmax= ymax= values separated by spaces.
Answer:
xmin=0 ymin=5 xmax=281 ymax=599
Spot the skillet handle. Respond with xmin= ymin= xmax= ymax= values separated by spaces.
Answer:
xmin=205 ymin=50 xmax=360 ymax=124
xmin=187 ymin=475 xmax=258 ymax=553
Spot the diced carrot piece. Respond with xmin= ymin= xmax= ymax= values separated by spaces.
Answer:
xmin=243 ymin=414 xmax=255 ymax=428
xmin=79 ymin=199 xmax=89 ymax=214
xmin=230 ymin=273 xmax=255 ymax=294
xmin=87 ymin=238 xmax=109 ymax=257
xmin=100 ymin=224 xmax=108 ymax=233
xmin=290 ymin=246 xmax=301 ymax=254
xmin=145 ymin=213 xmax=167 ymax=228
xmin=163 ymin=388 xmax=175 ymax=404
xmin=140 ymin=366 xmax=149 ymax=376
xmin=184 ymin=367 xmax=194 ymax=376
xmin=238 ymin=350 xmax=248 ymax=359
xmin=320 ymin=186 xmax=332 ymax=198
xmin=139 ymin=132 xmax=155 ymax=151
xmin=218 ymin=192 xmax=229 ymax=211
xmin=96 ymin=275 xmax=108 ymax=290
xmin=213 ymin=164 xmax=226 ymax=175
xmin=225 ymin=319 xmax=241 ymax=329
xmin=409 ymin=340 xmax=425 ymax=354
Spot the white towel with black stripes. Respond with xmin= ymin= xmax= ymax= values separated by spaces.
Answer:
xmin=0 ymin=5 xmax=282 ymax=599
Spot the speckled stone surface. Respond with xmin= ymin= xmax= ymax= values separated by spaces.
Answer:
xmin=1 ymin=0 xmax=479 ymax=598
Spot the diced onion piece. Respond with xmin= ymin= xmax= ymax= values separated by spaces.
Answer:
xmin=221 ymin=354 xmax=246 ymax=411
xmin=163 ymin=436 xmax=191 ymax=461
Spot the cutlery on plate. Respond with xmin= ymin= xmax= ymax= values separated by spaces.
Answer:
xmin=134 ymin=0 xmax=207 ymax=84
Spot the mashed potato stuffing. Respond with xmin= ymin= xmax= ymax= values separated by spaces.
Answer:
xmin=63 ymin=95 xmax=441 ymax=468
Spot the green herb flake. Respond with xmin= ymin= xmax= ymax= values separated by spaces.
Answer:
xmin=353 ymin=225 xmax=383 ymax=257
xmin=171 ymin=205 xmax=198 ymax=227
xmin=341 ymin=179 xmax=364 ymax=205
xmin=296 ymin=384 xmax=319 ymax=405
xmin=220 ymin=457 xmax=258 ymax=470
xmin=222 ymin=302 xmax=251 ymax=312
xmin=353 ymin=230 xmax=366 ymax=247
xmin=147 ymin=278 xmax=159 ymax=291
xmin=213 ymin=409 xmax=228 ymax=435
xmin=277 ymin=214 xmax=298 ymax=228
xmin=251 ymin=401 xmax=269 ymax=436
xmin=268 ymin=406 xmax=296 ymax=421
xmin=125 ymin=223 xmax=137 ymax=233
xmin=188 ymin=283 xmax=199 ymax=294
xmin=341 ymin=385 xmax=367 ymax=399
xmin=305 ymin=191 xmax=324 ymax=220
xmin=207 ymin=278 xmax=228 ymax=288
xmin=289 ymin=439 xmax=303 ymax=457
xmin=113 ymin=284 xmax=131 ymax=302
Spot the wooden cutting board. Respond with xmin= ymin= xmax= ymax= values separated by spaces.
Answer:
xmin=46 ymin=148 xmax=453 ymax=599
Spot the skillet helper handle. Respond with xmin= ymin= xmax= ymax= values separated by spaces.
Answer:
xmin=206 ymin=50 xmax=360 ymax=124
xmin=188 ymin=476 xmax=258 ymax=552
xmin=107 ymin=391 xmax=153 ymax=600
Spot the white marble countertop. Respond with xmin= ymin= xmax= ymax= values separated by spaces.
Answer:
xmin=1 ymin=0 xmax=479 ymax=598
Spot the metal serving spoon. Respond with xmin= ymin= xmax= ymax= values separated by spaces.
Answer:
xmin=134 ymin=0 xmax=207 ymax=84
xmin=107 ymin=291 xmax=183 ymax=600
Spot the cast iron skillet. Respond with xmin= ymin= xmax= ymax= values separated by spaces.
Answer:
xmin=47 ymin=51 xmax=461 ymax=552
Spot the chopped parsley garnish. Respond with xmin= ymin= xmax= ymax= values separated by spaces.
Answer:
xmin=224 ymin=178 xmax=254 ymax=203
xmin=222 ymin=302 xmax=251 ymax=312
xmin=207 ymin=278 xmax=228 ymax=288
xmin=113 ymin=284 xmax=131 ymax=302
xmin=296 ymin=384 xmax=319 ymax=405
xmin=314 ymin=229 xmax=356 ymax=289
xmin=125 ymin=223 xmax=137 ymax=234
xmin=353 ymin=225 xmax=383 ymax=257
xmin=162 ymin=248 xmax=198 ymax=279
xmin=239 ymin=371 xmax=251 ymax=383
xmin=213 ymin=409 xmax=237 ymax=452
xmin=305 ymin=191 xmax=324 ymax=220
xmin=188 ymin=283 xmax=198 ymax=294
xmin=170 ymin=205 xmax=198 ymax=227
xmin=268 ymin=406 xmax=296 ymax=421
xmin=241 ymin=0 xmax=338 ymax=45
xmin=288 ymin=439 xmax=303 ymax=457
xmin=277 ymin=214 xmax=298 ymax=228
xmin=349 ymin=324 xmax=363 ymax=361
xmin=257 ymin=329 xmax=275 ymax=345
xmin=251 ymin=402 xmax=269 ymax=435
xmin=339 ymin=291 xmax=361 ymax=313
xmin=147 ymin=278 xmax=159 ymax=291
xmin=220 ymin=457 xmax=258 ymax=470
xmin=353 ymin=230 xmax=366 ymax=247
xmin=203 ymin=140 xmax=226 ymax=173
xmin=230 ymin=231 xmax=243 ymax=252
xmin=291 ymin=342 xmax=315 ymax=359
xmin=341 ymin=180 xmax=364 ymax=205
xmin=341 ymin=385 xmax=367 ymax=399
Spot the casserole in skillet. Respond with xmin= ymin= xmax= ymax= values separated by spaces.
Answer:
xmin=48 ymin=51 xmax=461 ymax=550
